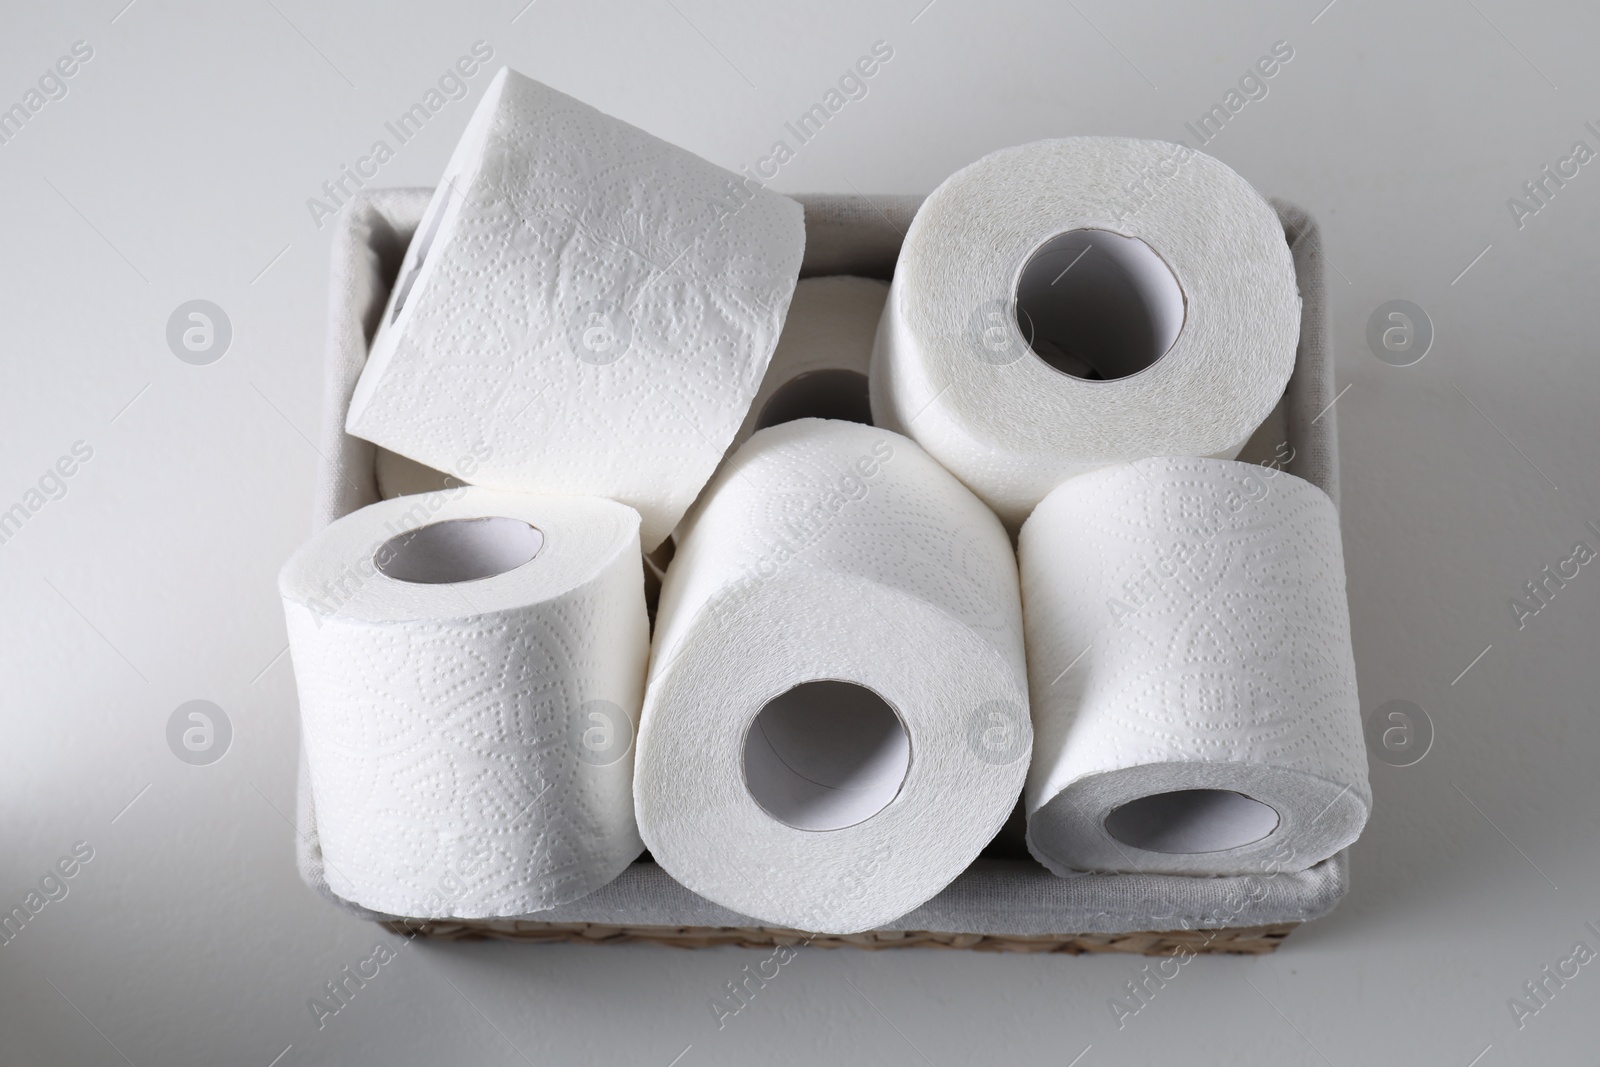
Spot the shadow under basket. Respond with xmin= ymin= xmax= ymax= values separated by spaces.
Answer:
xmin=301 ymin=189 xmax=1347 ymax=956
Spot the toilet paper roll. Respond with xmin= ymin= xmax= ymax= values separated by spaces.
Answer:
xmin=280 ymin=487 xmax=649 ymax=917
xmin=730 ymin=275 xmax=887 ymax=450
xmin=345 ymin=67 xmax=806 ymax=550
xmin=1019 ymin=457 xmax=1369 ymax=876
xmin=637 ymin=419 xmax=1030 ymax=934
xmin=871 ymin=137 xmax=1300 ymax=528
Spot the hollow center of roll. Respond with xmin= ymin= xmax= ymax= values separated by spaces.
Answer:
xmin=742 ymin=681 xmax=910 ymax=831
xmin=1014 ymin=229 xmax=1185 ymax=381
xmin=1104 ymin=789 xmax=1280 ymax=854
xmin=375 ymin=517 xmax=544 ymax=584
xmin=755 ymin=369 xmax=873 ymax=430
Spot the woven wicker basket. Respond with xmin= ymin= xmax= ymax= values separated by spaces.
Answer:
xmin=382 ymin=919 xmax=1297 ymax=956
xmin=301 ymin=189 xmax=1345 ymax=956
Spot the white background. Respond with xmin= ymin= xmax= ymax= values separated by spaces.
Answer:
xmin=3 ymin=1 xmax=1597 ymax=1063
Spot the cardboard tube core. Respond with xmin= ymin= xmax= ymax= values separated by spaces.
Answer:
xmin=376 ymin=517 xmax=544 ymax=585
xmin=1014 ymin=229 xmax=1185 ymax=381
xmin=743 ymin=680 xmax=910 ymax=832
xmin=1104 ymin=789 xmax=1281 ymax=854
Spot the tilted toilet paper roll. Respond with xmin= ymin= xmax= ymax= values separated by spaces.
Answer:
xmin=375 ymin=275 xmax=889 ymax=505
xmin=871 ymin=137 xmax=1300 ymax=528
xmin=1019 ymin=457 xmax=1369 ymax=876
xmin=280 ymin=487 xmax=648 ymax=917
xmin=636 ymin=419 xmax=1031 ymax=934
xmin=345 ymin=67 xmax=806 ymax=550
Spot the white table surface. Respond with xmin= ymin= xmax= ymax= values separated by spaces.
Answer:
xmin=3 ymin=1 xmax=1596 ymax=1063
